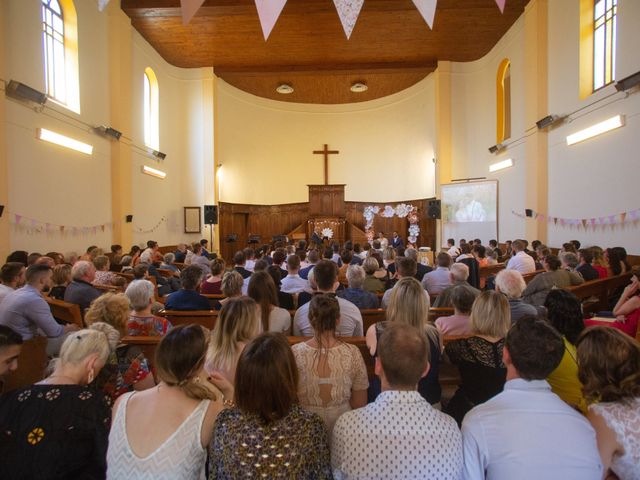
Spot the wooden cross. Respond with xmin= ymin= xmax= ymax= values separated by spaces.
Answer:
xmin=313 ymin=144 xmax=340 ymax=185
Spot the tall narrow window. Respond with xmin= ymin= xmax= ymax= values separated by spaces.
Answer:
xmin=41 ymin=0 xmax=79 ymax=112
xmin=593 ymin=0 xmax=617 ymax=91
xmin=143 ymin=67 xmax=159 ymax=150
xmin=496 ymin=59 xmax=511 ymax=144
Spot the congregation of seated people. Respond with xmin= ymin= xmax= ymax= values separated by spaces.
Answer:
xmin=0 ymin=234 xmax=638 ymax=479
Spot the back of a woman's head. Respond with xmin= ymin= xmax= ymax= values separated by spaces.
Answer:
xmin=210 ymin=258 xmax=226 ymax=276
xmin=221 ymin=271 xmax=244 ymax=297
xmin=606 ymin=248 xmax=623 ymax=275
xmin=386 ymin=277 xmax=428 ymax=330
xmin=52 ymin=264 xmax=72 ymax=286
xmin=248 ymin=271 xmax=278 ymax=331
xmin=208 ymin=297 xmax=259 ymax=371
xmin=84 ymin=292 xmax=129 ymax=337
xmin=544 ymin=289 xmax=584 ymax=345
xmin=450 ymin=285 xmax=476 ymax=315
xmin=470 ymin=290 xmax=511 ymax=337
xmin=235 ymin=333 xmax=298 ymax=423
xmin=58 ymin=322 xmax=117 ymax=367
xmin=363 ymin=257 xmax=379 ymax=275
xmin=577 ymin=326 xmax=640 ymax=403
xmin=309 ymin=294 xmax=340 ymax=336
xmin=156 ymin=324 xmax=216 ymax=400
xmin=544 ymin=255 xmax=561 ymax=271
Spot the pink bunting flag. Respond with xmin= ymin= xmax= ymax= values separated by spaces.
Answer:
xmin=180 ymin=0 xmax=206 ymax=26
xmin=101 ymin=225 xmax=105 ymax=232
xmin=92 ymin=226 xmax=97 ymax=235
xmin=15 ymin=214 xmax=21 ymax=224
xmin=590 ymin=218 xmax=596 ymax=227
xmin=560 ymin=219 xmax=565 ymax=226
xmin=620 ymin=212 xmax=627 ymax=223
xmin=608 ymin=215 xmax=616 ymax=224
xmin=598 ymin=216 xmax=605 ymax=225
xmin=495 ymin=0 xmax=506 ymax=13
xmin=412 ymin=0 xmax=437 ymax=29
xmin=60 ymin=226 xmax=65 ymax=233
xmin=255 ymin=0 xmax=287 ymax=41
xmin=333 ymin=0 xmax=365 ymax=39
xmin=630 ymin=210 xmax=638 ymax=220
xmin=31 ymin=219 xmax=37 ymax=227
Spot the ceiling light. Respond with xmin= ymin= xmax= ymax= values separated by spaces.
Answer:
xmin=276 ymin=84 xmax=294 ymax=94
xmin=350 ymin=82 xmax=368 ymax=93
xmin=566 ymin=115 xmax=625 ymax=146
xmin=141 ymin=165 xmax=167 ymax=179
xmin=488 ymin=143 xmax=505 ymax=154
xmin=37 ymin=128 xmax=93 ymax=155
xmin=6 ymin=80 xmax=47 ymax=105
xmin=94 ymin=125 xmax=122 ymax=140
xmin=489 ymin=158 xmax=514 ymax=172
xmin=149 ymin=149 xmax=167 ymax=160
xmin=536 ymin=114 xmax=565 ymax=130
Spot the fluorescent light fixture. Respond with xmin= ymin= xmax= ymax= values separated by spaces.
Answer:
xmin=141 ymin=165 xmax=167 ymax=179
xmin=489 ymin=158 xmax=514 ymax=172
xmin=566 ymin=115 xmax=625 ymax=146
xmin=37 ymin=128 xmax=93 ymax=155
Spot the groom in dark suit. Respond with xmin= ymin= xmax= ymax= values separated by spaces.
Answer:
xmin=391 ymin=231 xmax=404 ymax=249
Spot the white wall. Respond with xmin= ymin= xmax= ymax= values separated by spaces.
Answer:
xmin=216 ymin=77 xmax=437 ymax=204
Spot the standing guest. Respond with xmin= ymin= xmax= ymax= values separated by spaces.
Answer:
xmin=173 ymin=243 xmax=187 ymax=263
xmin=0 ymin=324 xmax=116 ymax=479
xmin=0 ymin=262 xmax=26 ymax=305
xmin=108 ymin=325 xmax=228 ymax=480
xmin=190 ymin=243 xmax=212 ymax=276
xmin=85 ymin=293 xmax=156 ymax=401
xmin=201 ymin=258 xmax=225 ymax=295
xmin=210 ymin=333 xmax=332 ymax=479
xmin=422 ymin=252 xmax=452 ymax=295
xmin=49 ymin=264 xmax=72 ymax=300
xmin=93 ymin=255 xmax=123 ymax=286
xmin=433 ymin=263 xmax=480 ymax=308
xmin=444 ymin=290 xmax=510 ymax=425
xmin=377 ymin=231 xmax=389 ymax=249
xmin=336 ymin=265 xmax=379 ymax=309
xmin=165 ymin=265 xmax=211 ymax=311
xmin=248 ymin=271 xmax=291 ymax=333
xmin=125 ymin=280 xmax=171 ymax=336
xmin=577 ymin=327 xmax=640 ymax=480
xmin=576 ymin=249 xmax=599 ymax=282
xmin=405 ymin=247 xmax=432 ymax=282
xmin=64 ymin=260 xmax=103 ymax=313
xmin=523 ymin=255 xmax=584 ymax=307
xmin=495 ymin=269 xmax=540 ymax=323
xmin=462 ymin=316 xmax=603 ymax=480
xmin=293 ymin=295 xmax=368 ymax=434
xmin=0 ymin=326 xmax=22 ymax=391
xmin=106 ymin=244 xmax=123 ymax=266
xmin=506 ymin=239 xmax=536 ymax=274
xmin=333 ymin=324 xmax=463 ymax=479
xmin=280 ymin=254 xmax=309 ymax=294
xmin=435 ymin=284 xmax=475 ymax=336
xmin=544 ymin=290 xmax=588 ymax=413
xmin=206 ymin=297 xmax=261 ymax=384
xmin=267 ymin=265 xmax=295 ymax=310
xmin=362 ymin=257 xmax=386 ymax=294
xmin=591 ymin=246 xmax=609 ymax=279
xmin=391 ymin=231 xmax=404 ymax=249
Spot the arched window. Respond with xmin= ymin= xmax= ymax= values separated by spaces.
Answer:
xmin=496 ymin=59 xmax=511 ymax=144
xmin=143 ymin=67 xmax=159 ymax=150
xmin=41 ymin=0 xmax=79 ymax=112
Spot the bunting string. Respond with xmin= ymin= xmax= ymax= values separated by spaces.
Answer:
xmin=511 ymin=208 xmax=640 ymax=230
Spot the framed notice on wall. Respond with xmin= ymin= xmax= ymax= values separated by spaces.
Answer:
xmin=184 ymin=207 xmax=202 ymax=234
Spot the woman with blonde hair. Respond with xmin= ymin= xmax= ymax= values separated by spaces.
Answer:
xmin=84 ymin=292 xmax=156 ymax=400
xmin=577 ymin=327 xmax=640 ymax=480
xmin=0 ymin=323 xmax=116 ymax=478
xmin=49 ymin=263 xmax=72 ymax=300
xmin=247 ymin=270 xmax=291 ymax=333
xmin=444 ymin=290 xmax=510 ymax=425
xmin=214 ymin=270 xmax=244 ymax=310
xmin=206 ymin=297 xmax=261 ymax=384
xmin=107 ymin=325 xmax=230 ymax=480
xmin=366 ymin=276 xmax=442 ymax=405
xmin=362 ymin=256 xmax=385 ymax=294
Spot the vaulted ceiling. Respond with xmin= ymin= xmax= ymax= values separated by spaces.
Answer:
xmin=122 ymin=0 xmax=529 ymax=104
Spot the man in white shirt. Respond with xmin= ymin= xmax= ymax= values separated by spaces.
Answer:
xmin=139 ymin=240 xmax=158 ymax=264
xmin=446 ymin=238 xmax=460 ymax=259
xmin=333 ymin=323 xmax=463 ymax=479
xmin=505 ymin=239 xmax=536 ymax=274
xmin=0 ymin=262 xmax=26 ymax=305
xmin=422 ymin=252 xmax=452 ymax=295
xmin=294 ymin=260 xmax=363 ymax=336
xmin=280 ymin=255 xmax=309 ymax=294
xmin=462 ymin=316 xmax=603 ymax=480
xmin=381 ymin=257 xmax=430 ymax=308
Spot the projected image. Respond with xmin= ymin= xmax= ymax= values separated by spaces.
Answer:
xmin=442 ymin=181 xmax=498 ymax=244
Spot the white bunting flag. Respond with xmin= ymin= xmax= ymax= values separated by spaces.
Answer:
xmin=97 ymin=0 xmax=110 ymax=12
xmin=412 ymin=0 xmax=437 ymax=29
xmin=495 ymin=0 xmax=506 ymax=13
xmin=255 ymin=0 xmax=288 ymax=41
xmin=180 ymin=0 xmax=206 ymax=26
xmin=333 ymin=0 xmax=365 ymax=40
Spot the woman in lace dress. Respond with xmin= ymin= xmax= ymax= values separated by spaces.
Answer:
xmin=107 ymin=324 xmax=230 ymax=480
xmin=577 ymin=326 xmax=640 ymax=480
xmin=292 ymin=294 xmax=368 ymax=434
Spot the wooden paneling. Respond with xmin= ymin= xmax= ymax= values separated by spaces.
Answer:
xmin=309 ymin=185 xmax=345 ymax=217
xmin=122 ymin=0 xmax=529 ymax=104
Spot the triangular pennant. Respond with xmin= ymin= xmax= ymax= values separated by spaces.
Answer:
xmin=97 ymin=0 xmax=110 ymax=12
xmin=15 ymin=214 xmax=21 ymax=224
xmin=608 ymin=215 xmax=616 ymax=224
xmin=495 ymin=0 xmax=506 ymax=13
xmin=333 ymin=0 xmax=365 ymax=39
xmin=582 ymin=219 xmax=587 ymax=229
xmin=630 ymin=210 xmax=638 ymax=221
xmin=101 ymin=225 xmax=105 ymax=232
xmin=255 ymin=0 xmax=287 ymax=41
xmin=621 ymin=212 xmax=627 ymax=223
xmin=60 ymin=226 xmax=65 ymax=233
xmin=180 ymin=0 xmax=206 ymax=26
xmin=590 ymin=218 xmax=596 ymax=227
xmin=412 ymin=0 xmax=437 ymax=29
xmin=598 ymin=216 xmax=605 ymax=225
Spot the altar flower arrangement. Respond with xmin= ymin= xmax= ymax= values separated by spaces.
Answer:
xmin=321 ymin=227 xmax=334 ymax=239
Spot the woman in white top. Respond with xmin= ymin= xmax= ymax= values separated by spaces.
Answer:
xmin=577 ymin=326 xmax=640 ymax=480
xmin=205 ymin=297 xmax=261 ymax=384
xmin=292 ymin=294 xmax=368 ymax=435
xmin=107 ymin=324 xmax=231 ymax=480
xmin=247 ymin=270 xmax=292 ymax=333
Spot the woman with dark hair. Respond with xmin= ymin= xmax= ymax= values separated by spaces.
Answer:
xmin=590 ymin=246 xmax=609 ymax=279
xmin=201 ymin=258 xmax=225 ymax=295
xmin=5 ymin=250 xmax=28 ymax=266
xmin=266 ymin=265 xmax=295 ymax=310
xmin=293 ymin=295 xmax=368 ymax=435
xmin=577 ymin=327 xmax=640 ymax=480
xmin=605 ymin=247 xmax=629 ymax=277
xmin=0 ymin=325 xmax=22 ymax=391
xmin=544 ymin=289 xmax=587 ymax=413
xmin=472 ymin=244 xmax=488 ymax=267
xmin=247 ymin=271 xmax=291 ymax=333
xmin=522 ymin=255 xmax=584 ymax=306
xmin=209 ymin=333 xmax=332 ymax=479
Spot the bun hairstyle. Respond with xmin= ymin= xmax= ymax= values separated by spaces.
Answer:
xmin=50 ymin=322 xmax=118 ymax=374
xmin=308 ymin=294 xmax=341 ymax=358
xmin=155 ymin=324 xmax=218 ymax=401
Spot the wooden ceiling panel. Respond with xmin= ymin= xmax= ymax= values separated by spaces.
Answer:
xmin=122 ymin=0 xmax=529 ymax=104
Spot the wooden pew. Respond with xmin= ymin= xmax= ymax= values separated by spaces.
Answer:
xmin=2 ymin=336 xmax=49 ymax=393
xmin=479 ymin=263 xmax=505 ymax=288
xmin=93 ymin=283 xmax=124 ymax=294
xmin=121 ymin=335 xmax=161 ymax=372
xmin=202 ymin=294 xmax=225 ymax=310
xmin=428 ymin=307 xmax=454 ymax=323
xmin=45 ymin=297 xmax=83 ymax=328
xmin=565 ymin=272 xmax=633 ymax=314
xmin=522 ymin=269 xmax=544 ymax=284
xmin=156 ymin=268 xmax=176 ymax=279
xmin=361 ymin=309 xmax=386 ymax=333
xmin=173 ymin=262 xmax=186 ymax=271
xmin=158 ymin=309 xmax=218 ymax=329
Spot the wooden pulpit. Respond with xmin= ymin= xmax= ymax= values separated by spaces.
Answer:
xmin=307 ymin=185 xmax=346 ymax=243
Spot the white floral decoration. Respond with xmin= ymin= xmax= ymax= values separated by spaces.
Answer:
xmin=363 ymin=203 xmax=420 ymax=245
xmin=382 ymin=205 xmax=396 ymax=218
xmin=321 ymin=227 xmax=334 ymax=239
xmin=395 ymin=203 xmax=411 ymax=218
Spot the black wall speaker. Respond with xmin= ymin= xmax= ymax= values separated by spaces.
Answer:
xmin=125 ymin=215 xmax=133 ymax=223
xmin=427 ymin=199 xmax=441 ymax=219
xmin=0 ymin=205 xmax=4 ymax=218
xmin=204 ymin=205 xmax=218 ymax=225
